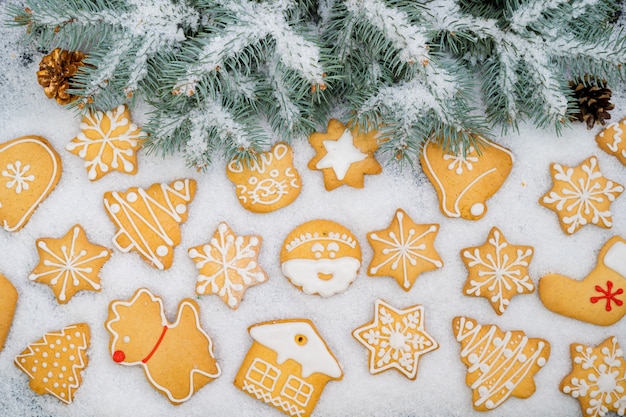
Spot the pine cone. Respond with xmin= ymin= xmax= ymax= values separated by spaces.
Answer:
xmin=569 ymin=75 xmax=614 ymax=129
xmin=37 ymin=48 xmax=85 ymax=105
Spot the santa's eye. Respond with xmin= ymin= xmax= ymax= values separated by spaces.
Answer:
xmin=123 ymin=336 xmax=131 ymax=344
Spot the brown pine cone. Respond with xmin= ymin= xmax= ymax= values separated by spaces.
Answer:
xmin=569 ymin=75 xmax=615 ymax=129
xmin=37 ymin=48 xmax=85 ymax=105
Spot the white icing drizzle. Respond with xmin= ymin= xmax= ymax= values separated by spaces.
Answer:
xmin=599 ymin=119 xmax=626 ymax=159
xmin=315 ymin=129 xmax=367 ymax=180
xmin=453 ymin=317 xmax=549 ymax=410
xmin=103 ymin=179 xmax=194 ymax=270
xmin=105 ymin=289 xmax=221 ymax=404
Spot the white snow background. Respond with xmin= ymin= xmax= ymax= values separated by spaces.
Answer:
xmin=1 ymin=5 xmax=626 ymax=417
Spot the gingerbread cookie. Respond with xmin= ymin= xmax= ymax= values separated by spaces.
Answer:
xmin=66 ymin=104 xmax=145 ymax=181
xmin=188 ymin=222 xmax=268 ymax=309
xmin=561 ymin=336 xmax=626 ymax=417
xmin=105 ymin=288 xmax=221 ymax=405
xmin=420 ymin=137 xmax=513 ymax=220
xmin=452 ymin=317 xmax=550 ymax=411
xmin=280 ymin=219 xmax=361 ymax=296
xmin=226 ymin=142 xmax=301 ymax=213
xmin=234 ymin=318 xmax=343 ymax=417
xmin=103 ymin=179 xmax=196 ymax=270
xmin=0 ymin=273 xmax=18 ymax=352
xmin=29 ymin=224 xmax=112 ymax=304
xmin=353 ymin=299 xmax=438 ymax=380
xmin=596 ymin=117 xmax=626 ymax=165
xmin=461 ymin=227 xmax=534 ymax=315
xmin=540 ymin=156 xmax=623 ymax=234
xmin=539 ymin=235 xmax=626 ymax=326
xmin=367 ymin=208 xmax=442 ymax=291
xmin=0 ymin=135 xmax=62 ymax=232
xmin=15 ymin=323 xmax=90 ymax=404
xmin=308 ymin=119 xmax=382 ymax=191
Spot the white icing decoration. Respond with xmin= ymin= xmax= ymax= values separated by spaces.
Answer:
xmin=282 ymin=257 xmax=360 ymax=297
xmin=103 ymin=179 xmax=194 ymax=270
xmin=105 ymin=289 xmax=221 ymax=404
xmin=443 ymin=146 xmax=479 ymax=174
xmin=127 ymin=192 xmax=138 ymax=203
xmin=421 ymin=139 xmax=513 ymax=218
xmin=603 ymin=241 xmax=626 ymax=278
xmin=1 ymin=137 xmax=60 ymax=232
xmin=3 ymin=160 xmax=35 ymax=194
xmin=315 ymin=128 xmax=367 ymax=180
xmin=156 ymin=245 xmax=169 ymax=257
xmin=601 ymin=119 xmax=626 ymax=159
xmin=242 ymin=380 xmax=305 ymax=417
xmin=470 ymin=203 xmax=485 ymax=216
xmin=249 ymin=320 xmax=342 ymax=378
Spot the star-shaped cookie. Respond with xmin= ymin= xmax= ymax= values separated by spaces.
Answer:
xmin=66 ymin=104 xmax=145 ymax=181
xmin=353 ymin=299 xmax=438 ymax=380
xmin=308 ymin=119 xmax=382 ymax=190
xmin=540 ymin=156 xmax=623 ymax=234
xmin=188 ymin=222 xmax=268 ymax=309
xmin=461 ymin=227 xmax=534 ymax=315
xmin=367 ymin=208 xmax=443 ymax=291
xmin=561 ymin=336 xmax=626 ymax=417
xmin=29 ymin=225 xmax=112 ymax=304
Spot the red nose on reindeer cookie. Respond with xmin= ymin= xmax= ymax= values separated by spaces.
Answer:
xmin=105 ymin=288 xmax=221 ymax=405
xmin=539 ymin=236 xmax=626 ymax=326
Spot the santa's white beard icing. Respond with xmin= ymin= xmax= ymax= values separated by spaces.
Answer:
xmin=281 ymin=257 xmax=361 ymax=296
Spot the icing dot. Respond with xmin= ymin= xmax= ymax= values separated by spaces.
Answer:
xmin=74 ymin=332 xmax=80 ymax=337
xmin=126 ymin=192 xmax=138 ymax=202
xmin=60 ymin=393 xmax=65 ymax=398
xmin=20 ymin=359 xmax=25 ymax=363
xmin=468 ymin=353 xmax=478 ymax=364
xmin=517 ymin=354 xmax=527 ymax=363
xmin=42 ymin=362 xmax=47 ymax=368
xmin=47 ymin=371 xmax=53 ymax=378
xmin=56 ymin=339 xmax=61 ymax=345
xmin=55 ymin=352 xmax=61 ymax=358
xmin=53 ymin=362 xmax=59 ymax=367
xmin=123 ymin=336 xmax=130 ymax=343
xmin=54 ymin=382 xmax=59 ymax=388
xmin=537 ymin=357 xmax=547 ymax=367
xmin=470 ymin=203 xmax=485 ymax=216
xmin=485 ymin=400 xmax=495 ymax=410
xmin=113 ymin=350 xmax=126 ymax=363
xmin=68 ymin=377 xmax=74 ymax=382
xmin=31 ymin=367 xmax=37 ymax=373
xmin=156 ymin=245 xmax=169 ymax=256
xmin=505 ymin=381 xmax=515 ymax=390
xmin=61 ymin=366 xmax=67 ymax=372
xmin=174 ymin=181 xmax=184 ymax=191
xmin=42 ymin=352 xmax=48 ymax=358
xmin=109 ymin=204 xmax=121 ymax=214
xmin=49 ymin=344 xmax=55 ymax=349
xmin=69 ymin=355 xmax=75 ymax=361
xmin=175 ymin=204 xmax=186 ymax=214
xmin=42 ymin=378 xmax=48 ymax=383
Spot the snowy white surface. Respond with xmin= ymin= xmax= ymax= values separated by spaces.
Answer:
xmin=1 ymin=10 xmax=626 ymax=417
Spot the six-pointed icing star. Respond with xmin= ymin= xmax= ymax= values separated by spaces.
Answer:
xmin=353 ymin=299 xmax=438 ymax=380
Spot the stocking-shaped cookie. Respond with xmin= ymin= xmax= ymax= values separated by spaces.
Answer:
xmin=103 ymin=179 xmax=196 ymax=270
xmin=539 ymin=236 xmax=626 ymax=326
xmin=420 ymin=137 xmax=513 ymax=220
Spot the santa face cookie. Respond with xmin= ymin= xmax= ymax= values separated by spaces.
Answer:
xmin=105 ymin=288 xmax=221 ymax=405
xmin=308 ymin=119 xmax=382 ymax=190
xmin=420 ymin=137 xmax=513 ymax=220
xmin=66 ymin=104 xmax=145 ymax=181
xmin=103 ymin=179 xmax=196 ymax=270
xmin=0 ymin=136 xmax=62 ymax=232
xmin=280 ymin=220 xmax=361 ymax=297
xmin=226 ymin=142 xmax=301 ymax=213
xmin=234 ymin=319 xmax=343 ymax=417
xmin=596 ymin=117 xmax=626 ymax=165
xmin=0 ymin=273 xmax=18 ymax=352
xmin=15 ymin=323 xmax=90 ymax=404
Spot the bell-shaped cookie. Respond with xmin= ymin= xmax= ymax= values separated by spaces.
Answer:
xmin=539 ymin=236 xmax=626 ymax=326
xmin=420 ymin=138 xmax=514 ymax=220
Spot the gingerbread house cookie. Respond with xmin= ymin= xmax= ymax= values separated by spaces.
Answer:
xmin=596 ymin=117 xmax=626 ymax=165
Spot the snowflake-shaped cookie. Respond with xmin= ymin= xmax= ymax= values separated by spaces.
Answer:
xmin=561 ymin=336 xmax=626 ymax=417
xmin=29 ymin=225 xmax=112 ymax=304
xmin=188 ymin=222 xmax=268 ymax=309
xmin=367 ymin=208 xmax=443 ymax=291
xmin=540 ymin=156 xmax=623 ymax=234
xmin=353 ymin=299 xmax=438 ymax=380
xmin=66 ymin=104 xmax=146 ymax=181
xmin=461 ymin=227 xmax=534 ymax=315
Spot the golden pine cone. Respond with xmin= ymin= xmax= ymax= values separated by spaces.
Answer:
xmin=37 ymin=48 xmax=85 ymax=105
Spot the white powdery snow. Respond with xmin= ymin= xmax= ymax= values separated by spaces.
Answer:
xmin=1 ymin=6 xmax=626 ymax=417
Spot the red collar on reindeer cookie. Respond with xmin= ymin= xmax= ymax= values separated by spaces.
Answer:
xmin=112 ymin=325 xmax=169 ymax=363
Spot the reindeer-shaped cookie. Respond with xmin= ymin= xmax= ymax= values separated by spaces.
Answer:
xmin=105 ymin=288 xmax=220 ymax=404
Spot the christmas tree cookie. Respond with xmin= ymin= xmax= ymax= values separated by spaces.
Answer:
xmin=226 ymin=142 xmax=301 ymax=213
xmin=105 ymin=288 xmax=221 ymax=405
xmin=452 ymin=316 xmax=550 ymax=411
xmin=103 ymin=179 xmax=196 ymax=270
xmin=539 ymin=236 xmax=626 ymax=326
xmin=461 ymin=227 xmax=534 ymax=315
xmin=353 ymin=299 xmax=438 ymax=380
xmin=66 ymin=104 xmax=145 ymax=181
xmin=366 ymin=208 xmax=443 ymax=291
xmin=14 ymin=323 xmax=90 ymax=404
xmin=0 ymin=273 xmax=18 ymax=352
xmin=188 ymin=222 xmax=268 ymax=309
xmin=234 ymin=319 xmax=343 ymax=417
xmin=0 ymin=136 xmax=62 ymax=232
xmin=561 ymin=336 xmax=626 ymax=417
xmin=540 ymin=156 xmax=623 ymax=234
xmin=596 ymin=117 xmax=626 ymax=165
xmin=308 ymin=119 xmax=381 ymax=190
xmin=29 ymin=225 xmax=112 ymax=304
xmin=420 ymin=137 xmax=514 ymax=220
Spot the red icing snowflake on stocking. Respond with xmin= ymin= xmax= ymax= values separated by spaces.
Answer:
xmin=590 ymin=280 xmax=624 ymax=312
